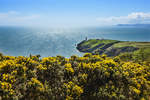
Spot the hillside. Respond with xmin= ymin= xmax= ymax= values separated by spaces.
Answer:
xmin=76 ymin=39 xmax=150 ymax=61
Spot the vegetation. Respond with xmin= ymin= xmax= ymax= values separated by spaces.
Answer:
xmin=77 ymin=39 xmax=118 ymax=52
xmin=0 ymin=52 xmax=150 ymax=100
xmin=79 ymin=39 xmax=117 ymax=49
xmin=76 ymin=39 xmax=150 ymax=61
xmin=113 ymin=41 xmax=150 ymax=48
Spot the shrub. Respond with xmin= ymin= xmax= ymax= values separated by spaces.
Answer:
xmin=0 ymin=53 xmax=149 ymax=100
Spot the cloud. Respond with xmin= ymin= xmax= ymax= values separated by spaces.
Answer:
xmin=97 ymin=12 xmax=150 ymax=25
xmin=0 ymin=11 xmax=98 ymax=28
xmin=1 ymin=11 xmax=150 ymax=27
xmin=0 ymin=11 xmax=88 ymax=27
xmin=0 ymin=11 xmax=41 ymax=26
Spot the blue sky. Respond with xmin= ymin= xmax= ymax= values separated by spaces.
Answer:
xmin=0 ymin=0 xmax=150 ymax=27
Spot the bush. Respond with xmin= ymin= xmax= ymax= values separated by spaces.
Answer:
xmin=0 ymin=53 xmax=149 ymax=100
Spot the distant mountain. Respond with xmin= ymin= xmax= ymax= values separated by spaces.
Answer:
xmin=117 ymin=24 xmax=150 ymax=27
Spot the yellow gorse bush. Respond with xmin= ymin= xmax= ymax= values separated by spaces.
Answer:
xmin=0 ymin=53 xmax=149 ymax=100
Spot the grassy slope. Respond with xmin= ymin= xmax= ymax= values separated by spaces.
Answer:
xmin=113 ymin=41 xmax=150 ymax=61
xmin=77 ymin=39 xmax=150 ymax=61
xmin=79 ymin=39 xmax=118 ymax=51
xmin=113 ymin=41 xmax=150 ymax=48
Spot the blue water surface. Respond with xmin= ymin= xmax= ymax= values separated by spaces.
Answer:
xmin=0 ymin=26 xmax=149 ymax=57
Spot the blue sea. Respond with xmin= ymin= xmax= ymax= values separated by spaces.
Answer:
xmin=0 ymin=26 xmax=150 ymax=57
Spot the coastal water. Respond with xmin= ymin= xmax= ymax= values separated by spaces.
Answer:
xmin=0 ymin=26 xmax=150 ymax=57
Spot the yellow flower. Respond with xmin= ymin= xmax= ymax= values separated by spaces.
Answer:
xmin=0 ymin=81 xmax=12 ymax=90
xmin=66 ymin=96 xmax=73 ymax=100
xmin=133 ymin=88 xmax=141 ymax=94
xmin=37 ymin=64 xmax=47 ymax=70
xmin=72 ymin=85 xmax=83 ymax=96
xmin=140 ymin=97 xmax=145 ymax=100
xmin=28 ymin=78 xmax=45 ymax=92
xmin=123 ymin=71 xmax=129 ymax=76
xmin=79 ymin=73 xmax=88 ymax=83
xmin=64 ymin=81 xmax=83 ymax=97
xmin=65 ymin=63 xmax=74 ymax=73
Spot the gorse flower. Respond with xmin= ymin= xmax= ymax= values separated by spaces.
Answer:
xmin=0 ymin=53 xmax=149 ymax=100
xmin=65 ymin=63 xmax=74 ymax=73
xmin=28 ymin=78 xmax=45 ymax=92
xmin=64 ymin=81 xmax=83 ymax=99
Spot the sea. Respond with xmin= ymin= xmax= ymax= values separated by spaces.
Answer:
xmin=0 ymin=26 xmax=150 ymax=57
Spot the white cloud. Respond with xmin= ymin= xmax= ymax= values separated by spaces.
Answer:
xmin=97 ymin=12 xmax=150 ymax=25
xmin=0 ymin=11 xmax=41 ymax=26
xmin=1 ymin=11 xmax=150 ymax=27
xmin=0 ymin=11 xmax=87 ymax=27
xmin=0 ymin=11 xmax=98 ymax=28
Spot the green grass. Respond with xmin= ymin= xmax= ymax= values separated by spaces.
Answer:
xmin=78 ymin=39 xmax=150 ymax=61
xmin=112 ymin=41 xmax=150 ymax=61
xmin=133 ymin=47 xmax=150 ymax=61
xmin=80 ymin=39 xmax=118 ymax=50
xmin=113 ymin=41 xmax=150 ymax=48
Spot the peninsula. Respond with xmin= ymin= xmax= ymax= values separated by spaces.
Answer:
xmin=76 ymin=39 xmax=150 ymax=61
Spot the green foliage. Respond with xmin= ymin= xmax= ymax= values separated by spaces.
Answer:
xmin=0 ymin=53 xmax=149 ymax=100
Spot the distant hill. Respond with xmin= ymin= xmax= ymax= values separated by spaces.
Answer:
xmin=76 ymin=39 xmax=150 ymax=61
xmin=117 ymin=24 xmax=150 ymax=27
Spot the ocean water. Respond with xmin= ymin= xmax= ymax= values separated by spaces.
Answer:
xmin=0 ymin=26 xmax=150 ymax=57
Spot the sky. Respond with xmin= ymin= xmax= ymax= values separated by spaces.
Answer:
xmin=0 ymin=0 xmax=150 ymax=27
